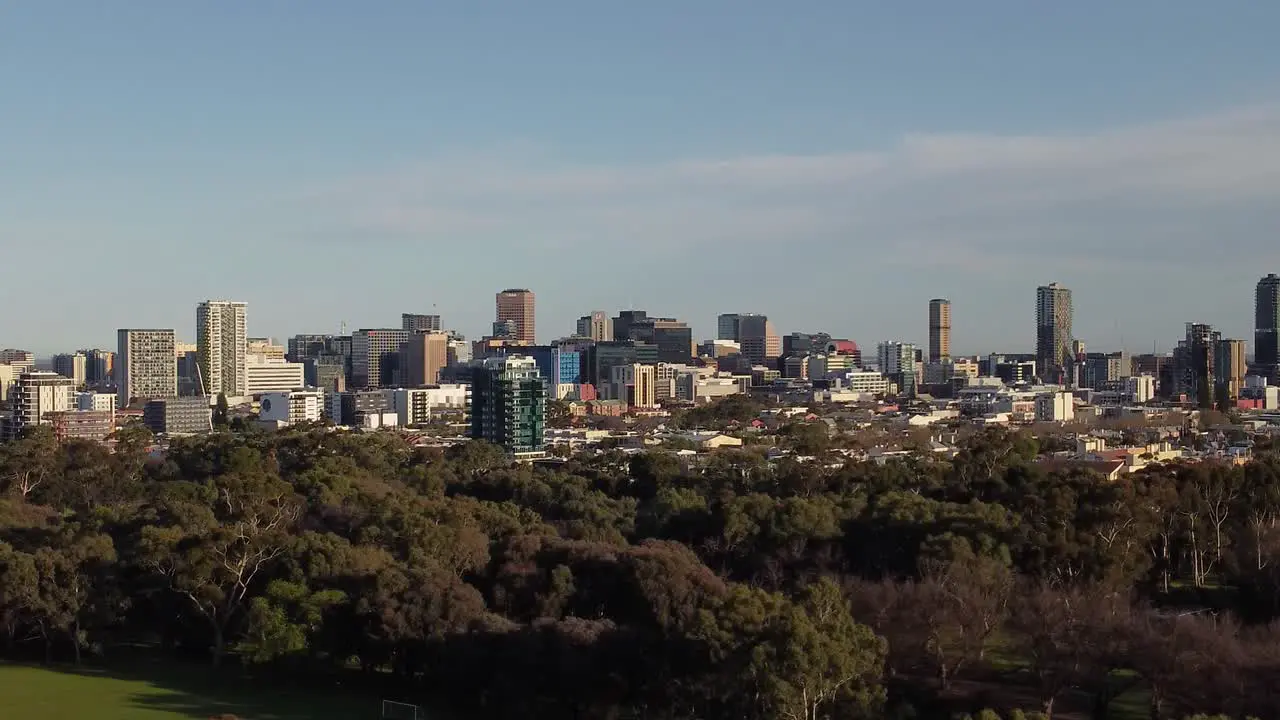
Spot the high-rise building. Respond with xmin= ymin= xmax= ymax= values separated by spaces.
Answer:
xmin=1256 ymin=273 xmax=1280 ymax=382
xmin=351 ymin=329 xmax=410 ymax=388
xmin=470 ymin=355 xmax=546 ymax=455
xmin=6 ymin=371 xmax=75 ymax=439
xmin=877 ymin=342 xmax=918 ymax=397
xmin=401 ymin=331 xmax=449 ymax=386
xmin=116 ymin=329 xmax=178 ymax=408
xmin=929 ymin=299 xmax=952 ymax=363
xmin=83 ymin=349 xmax=114 ymax=388
xmin=1215 ymin=338 xmax=1248 ymax=404
xmin=401 ymin=313 xmax=442 ymax=333
xmin=1174 ymin=323 xmax=1219 ymax=408
xmin=196 ymin=300 xmax=248 ymax=398
xmin=717 ymin=313 xmax=741 ymax=342
xmin=576 ymin=311 xmax=612 ymax=341
xmin=738 ymin=314 xmax=781 ymax=366
xmin=610 ymin=363 xmax=657 ymax=408
xmin=1035 ymin=283 xmax=1073 ymax=383
xmin=495 ymin=289 xmax=536 ymax=344
xmin=52 ymin=352 xmax=87 ymax=387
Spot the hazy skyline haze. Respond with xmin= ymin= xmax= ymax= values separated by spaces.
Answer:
xmin=3 ymin=2 xmax=1280 ymax=354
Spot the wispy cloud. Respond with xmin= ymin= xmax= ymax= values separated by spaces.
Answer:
xmin=299 ymin=103 xmax=1280 ymax=261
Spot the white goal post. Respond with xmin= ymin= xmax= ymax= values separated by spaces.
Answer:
xmin=380 ymin=699 xmax=421 ymax=720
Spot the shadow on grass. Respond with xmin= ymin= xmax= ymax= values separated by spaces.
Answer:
xmin=42 ymin=652 xmax=434 ymax=720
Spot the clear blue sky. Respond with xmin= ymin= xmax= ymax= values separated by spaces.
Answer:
xmin=4 ymin=2 xmax=1280 ymax=355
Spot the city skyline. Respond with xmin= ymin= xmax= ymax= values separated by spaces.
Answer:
xmin=4 ymin=4 xmax=1280 ymax=352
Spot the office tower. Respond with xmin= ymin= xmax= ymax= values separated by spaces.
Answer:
xmin=52 ymin=352 xmax=87 ymax=387
xmin=196 ymin=300 xmax=248 ymax=398
xmin=1174 ymin=323 xmax=1219 ymax=409
xmin=738 ymin=314 xmax=781 ymax=366
xmin=174 ymin=342 xmax=200 ymax=396
xmin=717 ymin=313 xmax=741 ymax=342
xmin=83 ymin=349 xmax=114 ymax=388
xmin=402 ymin=331 xmax=449 ymax=386
xmin=402 ymin=313 xmax=442 ymax=333
xmin=1035 ymin=283 xmax=1073 ymax=383
xmin=928 ymin=299 xmax=952 ymax=363
xmin=614 ymin=312 xmax=692 ymax=364
xmin=495 ymin=289 xmax=536 ymax=344
xmin=116 ymin=329 xmax=178 ymax=408
xmin=351 ymin=329 xmax=410 ymax=388
xmin=576 ymin=311 xmax=612 ymax=341
xmin=877 ymin=341 xmax=918 ymax=397
xmin=612 ymin=310 xmax=649 ymax=342
xmin=470 ymin=355 xmax=546 ymax=454
xmin=1214 ymin=338 xmax=1248 ymax=404
xmin=5 ymin=371 xmax=75 ymax=439
xmin=1257 ymin=273 xmax=1280 ymax=381
xmin=287 ymin=334 xmax=330 ymax=362
xmin=492 ymin=320 xmax=519 ymax=339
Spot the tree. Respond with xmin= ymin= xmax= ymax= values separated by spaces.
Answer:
xmin=139 ymin=466 xmax=300 ymax=666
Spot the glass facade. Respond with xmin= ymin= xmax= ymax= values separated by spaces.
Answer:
xmin=470 ymin=356 xmax=546 ymax=454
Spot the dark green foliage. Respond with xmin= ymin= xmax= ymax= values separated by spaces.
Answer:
xmin=3 ymin=426 xmax=1280 ymax=718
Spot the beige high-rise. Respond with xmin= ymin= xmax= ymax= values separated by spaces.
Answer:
xmin=928 ymin=299 xmax=951 ymax=362
xmin=197 ymin=300 xmax=248 ymax=397
xmin=496 ymin=289 xmax=536 ymax=344
xmin=402 ymin=332 xmax=449 ymax=386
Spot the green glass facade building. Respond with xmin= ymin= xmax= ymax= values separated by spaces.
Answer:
xmin=470 ymin=355 xmax=546 ymax=454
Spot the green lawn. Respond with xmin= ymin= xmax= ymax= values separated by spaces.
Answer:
xmin=0 ymin=661 xmax=396 ymax=720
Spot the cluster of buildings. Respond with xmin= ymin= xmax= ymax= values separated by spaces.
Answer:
xmin=2 ymin=275 xmax=1280 ymax=458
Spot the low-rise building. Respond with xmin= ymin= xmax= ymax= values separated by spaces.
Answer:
xmin=258 ymin=390 xmax=325 ymax=428
xmin=143 ymin=396 xmax=212 ymax=435
xmin=392 ymin=384 xmax=471 ymax=426
xmin=246 ymin=356 xmax=306 ymax=395
xmin=48 ymin=410 xmax=115 ymax=443
xmin=1035 ymin=391 xmax=1076 ymax=422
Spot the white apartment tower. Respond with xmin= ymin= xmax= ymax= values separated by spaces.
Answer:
xmin=116 ymin=329 xmax=178 ymax=408
xmin=197 ymin=300 xmax=248 ymax=397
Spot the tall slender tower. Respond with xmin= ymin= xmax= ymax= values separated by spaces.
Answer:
xmin=928 ymin=299 xmax=951 ymax=363
xmin=495 ymin=289 xmax=536 ymax=344
xmin=1256 ymin=273 xmax=1280 ymax=381
xmin=196 ymin=300 xmax=248 ymax=397
xmin=1035 ymin=283 xmax=1073 ymax=383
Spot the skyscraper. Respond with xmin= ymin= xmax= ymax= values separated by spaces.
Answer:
xmin=495 ymin=289 xmax=536 ymax=344
xmin=877 ymin=341 xmax=918 ymax=397
xmin=470 ymin=355 xmax=546 ymax=455
xmin=116 ymin=329 xmax=178 ymax=408
xmin=928 ymin=299 xmax=951 ymax=363
xmin=1256 ymin=273 xmax=1280 ymax=381
xmin=401 ymin=331 xmax=449 ymax=386
xmin=401 ymin=313 xmax=442 ymax=333
xmin=717 ymin=313 xmax=741 ymax=342
xmin=738 ymin=314 xmax=780 ymax=366
xmin=576 ymin=311 xmax=612 ymax=341
xmin=1175 ymin=323 xmax=1219 ymax=409
xmin=196 ymin=300 xmax=248 ymax=397
xmin=1035 ymin=283 xmax=1073 ymax=383
xmin=1214 ymin=338 xmax=1247 ymax=404
xmin=351 ymin=329 xmax=410 ymax=388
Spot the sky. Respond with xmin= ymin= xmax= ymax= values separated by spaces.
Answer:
xmin=3 ymin=2 xmax=1280 ymax=356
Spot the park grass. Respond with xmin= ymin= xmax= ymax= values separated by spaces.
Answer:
xmin=0 ymin=659 xmax=394 ymax=720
